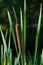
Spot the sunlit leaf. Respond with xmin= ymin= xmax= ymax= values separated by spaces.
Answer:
xmin=0 ymin=29 xmax=7 ymax=57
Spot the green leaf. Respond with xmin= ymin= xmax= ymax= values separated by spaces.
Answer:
xmin=7 ymin=10 xmax=18 ymax=54
xmin=40 ymin=49 xmax=43 ymax=65
xmin=8 ymin=27 xmax=11 ymax=53
xmin=14 ymin=53 xmax=20 ymax=65
xmin=34 ymin=3 xmax=42 ymax=65
xmin=20 ymin=7 xmax=23 ymax=53
xmin=5 ymin=29 xmax=8 ymax=40
xmin=24 ymin=0 xmax=26 ymax=52
xmin=0 ymin=28 xmax=7 ymax=56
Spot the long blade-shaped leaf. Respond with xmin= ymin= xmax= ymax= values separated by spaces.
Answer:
xmin=10 ymin=49 xmax=12 ymax=65
xmin=24 ymin=0 xmax=26 ymax=52
xmin=0 ymin=28 xmax=7 ymax=56
xmin=14 ymin=53 xmax=20 ymax=65
xmin=20 ymin=7 xmax=24 ymax=65
xmin=5 ymin=29 xmax=8 ymax=40
xmin=34 ymin=3 xmax=42 ymax=65
xmin=40 ymin=49 xmax=43 ymax=65
xmin=24 ymin=0 xmax=27 ymax=65
xmin=20 ymin=7 xmax=23 ymax=53
xmin=8 ymin=27 xmax=11 ymax=52
xmin=7 ymin=10 xmax=18 ymax=54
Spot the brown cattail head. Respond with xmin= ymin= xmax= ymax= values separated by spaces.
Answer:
xmin=15 ymin=24 xmax=22 ymax=54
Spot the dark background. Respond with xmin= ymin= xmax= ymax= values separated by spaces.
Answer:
xmin=27 ymin=0 xmax=43 ymax=56
xmin=0 ymin=0 xmax=23 ymax=58
xmin=0 ymin=0 xmax=43 ymax=58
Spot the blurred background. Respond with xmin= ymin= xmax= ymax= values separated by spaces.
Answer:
xmin=0 ymin=0 xmax=23 ymax=58
xmin=27 ymin=0 xmax=43 ymax=56
xmin=0 ymin=0 xmax=43 ymax=59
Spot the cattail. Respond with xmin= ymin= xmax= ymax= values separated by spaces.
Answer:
xmin=15 ymin=24 xmax=22 ymax=53
xmin=12 ymin=7 xmax=22 ymax=53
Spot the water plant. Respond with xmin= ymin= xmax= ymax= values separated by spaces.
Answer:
xmin=0 ymin=0 xmax=43 ymax=65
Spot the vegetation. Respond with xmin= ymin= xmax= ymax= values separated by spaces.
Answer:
xmin=0 ymin=0 xmax=43 ymax=65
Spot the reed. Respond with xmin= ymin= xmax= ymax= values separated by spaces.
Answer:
xmin=12 ymin=7 xmax=22 ymax=54
xmin=40 ymin=49 xmax=43 ymax=65
xmin=7 ymin=10 xmax=18 ymax=54
xmin=34 ymin=3 xmax=42 ymax=65
xmin=0 ymin=0 xmax=43 ymax=65
xmin=24 ymin=0 xmax=26 ymax=52
xmin=0 ymin=27 xmax=7 ymax=56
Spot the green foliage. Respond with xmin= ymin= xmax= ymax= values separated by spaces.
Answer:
xmin=23 ymin=0 xmax=26 ymax=52
xmin=34 ymin=3 xmax=42 ymax=65
xmin=0 ymin=0 xmax=43 ymax=65
xmin=7 ymin=10 xmax=18 ymax=54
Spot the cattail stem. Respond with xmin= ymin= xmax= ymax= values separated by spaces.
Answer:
xmin=12 ymin=7 xmax=22 ymax=53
